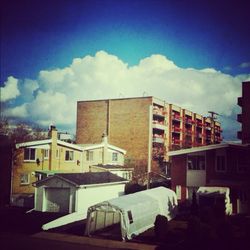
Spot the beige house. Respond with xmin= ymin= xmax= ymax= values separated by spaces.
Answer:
xmin=11 ymin=127 xmax=126 ymax=207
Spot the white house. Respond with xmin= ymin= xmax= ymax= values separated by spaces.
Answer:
xmin=89 ymin=164 xmax=134 ymax=181
xmin=79 ymin=134 xmax=127 ymax=169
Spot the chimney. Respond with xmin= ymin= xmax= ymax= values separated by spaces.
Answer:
xmin=48 ymin=125 xmax=58 ymax=170
xmin=102 ymin=132 xmax=108 ymax=144
xmin=102 ymin=133 xmax=108 ymax=165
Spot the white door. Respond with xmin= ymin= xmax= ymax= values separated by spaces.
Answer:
xmin=45 ymin=188 xmax=70 ymax=213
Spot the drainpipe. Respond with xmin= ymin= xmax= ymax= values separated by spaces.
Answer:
xmin=147 ymin=105 xmax=153 ymax=189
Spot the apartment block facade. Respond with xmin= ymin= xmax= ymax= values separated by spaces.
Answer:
xmin=76 ymin=97 xmax=222 ymax=173
xmin=237 ymin=81 xmax=250 ymax=144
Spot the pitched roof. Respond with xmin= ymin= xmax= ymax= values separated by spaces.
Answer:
xmin=78 ymin=143 xmax=126 ymax=154
xmin=16 ymin=139 xmax=83 ymax=151
xmin=91 ymin=164 xmax=134 ymax=170
xmin=34 ymin=172 xmax=128 ymax=187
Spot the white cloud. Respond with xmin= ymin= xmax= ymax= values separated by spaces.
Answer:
xmin=239 ymin=62 xmax=250 ymax=68
xmin=5 ymin=103 xmax=28 ymax=118
xmin=3 ymin=51 xmax=250 ymax=139
xmin=0 ymin=76 xmax=20 ymax=102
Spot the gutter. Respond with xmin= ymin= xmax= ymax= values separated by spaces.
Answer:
xmin=80 ymin=181 xmax=129 ymax=188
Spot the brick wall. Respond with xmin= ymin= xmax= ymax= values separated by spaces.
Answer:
xmin=76 ymin=100 xmax=108 ymax=144
xmin=77 ymin=97 xmax=152 ymax=167
xmin=171 ymin=155 xmax=187 ymax=199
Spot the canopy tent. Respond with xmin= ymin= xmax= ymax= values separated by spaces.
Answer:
xmin=85 ymin=187 xmax=178 ymax=240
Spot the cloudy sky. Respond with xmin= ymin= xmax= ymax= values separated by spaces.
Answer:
xmin=1 ymin=0 xmax=250 ymax=140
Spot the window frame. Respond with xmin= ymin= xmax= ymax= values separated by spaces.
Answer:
xmin=65 ymin=150 xmax=74 ymax=161
xmin=187 ymin=155 xmax=205 ymax=170
xmin=112 ymin=152 xmax=118 ymax=162
xmin=24 ymin=148 xmax=36 ymax=162
xmin=86 ymin=150 xmax=94 ymax=161
xmin=44 ymin=149 xmax=49 ymax=159
xmin=215 ymin=155 xmax=226 ymax=172
xmin=20 ymin=173 xmax=30 ymax=185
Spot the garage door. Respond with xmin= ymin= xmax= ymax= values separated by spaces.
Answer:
xmin=45 ymin=188 xmax=70 ymax=213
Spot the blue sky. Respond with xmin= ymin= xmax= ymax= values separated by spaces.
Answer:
xmin=1 ymin=0 xmax=250 ymax=81
xmin=1 ymin=0 xmax=250 ymax=139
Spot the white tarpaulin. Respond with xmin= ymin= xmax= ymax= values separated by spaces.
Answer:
xmin=85 ymin=187 xmax=178 ymax=240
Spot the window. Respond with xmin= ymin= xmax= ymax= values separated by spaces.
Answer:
xmin=24 ymin=148 xmax=36 ymax=161
xmin=44 ymin=149 xmax=49 ymax=159
xmin=216 ymin=155 xmax=226 ymax=172
xmin=127 ymin=210 xmax=133 ymax=224
xmin=237 ymin=152 xmax=249 ymax=173
xmin=56 ymin=149 xmax=59 ymax=159
xmin=65 ymin=150 xmax=74 ymax=161
xmin=20 ymin=173 xmax=30 ymax=185
xmin=112 ymin=152 xmax=118 ymax=161
xmin=187 ymin=155 xmax=205 ymax=170
xmin=86 ymin=151 xmax=94 ymax=161
xmin=176 ymin=185 xmax=182 ymax=200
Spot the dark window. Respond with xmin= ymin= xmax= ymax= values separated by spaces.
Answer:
xmin=127 ymin=210 xmax=133 ymax=224
xmin=216 ymin=156 xmax=226 ymax=172
xmin=187 ymin=155 xmax=205 ymax=170
xmin=65 ymin=150 xmax=74 ymax=161
xmin=24 ymin=148 xmax=36 ymax=161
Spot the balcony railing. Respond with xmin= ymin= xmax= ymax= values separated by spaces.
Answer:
xmin=153 ymin=106 xmax=166 ymax=117
xmin=172 ymin=113 xmax=181 ymax=121
xmin=237 ymin=114 xmax=242 ymax=123
xmin=153 ymin=123 xmax=167 ymax=130
xmin=185 ymin=118 xmax=193 ymax=125
xmin=172 ymin=126 xmax=182 ymax=133
xmin=237 ymin=131 xmax=242 ymax=140
xmin=196 ymin=121 xmax=203 ymax=127
xmin=153 ymin=134 xmax=164 ymax=143
xmin=238 ymin=97 xmax=242 ymax=107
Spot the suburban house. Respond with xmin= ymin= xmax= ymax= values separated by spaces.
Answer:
xmin=89 ymin=164 xmax=133 ymax=181
xmin=168 ymin=143 xmax=250 ymax=214
xmin=78 ymin=134 xmax=126 ymax=168
xmin=11 ymin=126 xmax=126 ymax=207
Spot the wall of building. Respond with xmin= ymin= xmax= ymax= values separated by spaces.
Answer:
xmin=77 ymin=97 xmax=152 ymax=167
xmin=35 ymin=178 xmax=76 ymax=213
xmin=171 ymin=155 xmax=187 ymax=201
xmin=77 ymin=97 xmax=222 ymax=175
xmin=12 ymin=146 xmax=83 ymax=196
xmin=76 ymin=183 xmax=125 ymax=212
xmin=77 ymin=100 xmax=109 ymax=144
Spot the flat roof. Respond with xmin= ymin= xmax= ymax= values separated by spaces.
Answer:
xmin=77 ymin=96 xmax=153 ymax=103
xmin=167 ymin=143 xmax=249 ymax=156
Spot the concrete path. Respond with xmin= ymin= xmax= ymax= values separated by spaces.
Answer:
xmin=33 ymin=231 xmax=157 ymax=250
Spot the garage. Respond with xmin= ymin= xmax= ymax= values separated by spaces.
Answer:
xmin=45 ymin=188 xmax=70 ymax=213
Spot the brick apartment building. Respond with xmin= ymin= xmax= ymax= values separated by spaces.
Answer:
xmin=76 ymin=97 xmax=222 ymax=174
xmin=237 ymin=81 xmax=250 ymax=143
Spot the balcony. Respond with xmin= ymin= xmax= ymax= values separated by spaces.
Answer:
xmin=172 ymin=126 xmax=182 ymax=133
xmin=172 ymin=113 xmax=181 ymax=122
xmin=237 ymin=114 xmax=242 ymax=123
xmin=152 ymin=121 xmax=167 ymax=130
xmin=196 ymin=120 xmax=203 ymax=128
xmin=238 ymin=97 xmax=243 ymax=107
xmin=153 ymin=106 xmax=166 ymax=117
xmin=185 ymin=130 xmax=192 ymax=136
xmin=172 ymin=139 xmax=181 ymax=145
xmin=153 ymin=134 xmax=164 ymax=143
xmin=237 ymin=131 xmax=242 ymax=140
xmin=185 ymin=118 xmax=193 ymax=125
xmin=152 ymin=146 xmax=164 ymax=160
